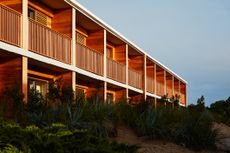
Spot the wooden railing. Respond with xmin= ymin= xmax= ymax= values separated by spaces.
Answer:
xmin=107 ymin=58 xmax=126 ymax=83
xmin=166 ymin=87 xmax=173 ymax=98
xmin=146 ymin=76 xmax=154 ymax=93
xmin=28 ymin=19 xmax=72 ymax=64
xmin=156 ymin=81 xmax=164 ymax=96
xmin=0 ymin=4 xmax=21 ymax=47
xmin=128 ymin=69 xmax=143 ymax=89
xmin=76 ymin=43 xmax=104 ymax=76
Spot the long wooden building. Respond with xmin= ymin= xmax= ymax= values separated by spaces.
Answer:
xmin=0 ymin=0 xmax=187 ymax=106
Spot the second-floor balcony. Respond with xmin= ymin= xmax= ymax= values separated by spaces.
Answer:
xmin=0 ymin=4 xmax=21 ymax=47
xmin=128 ymin=69 xmax=143 ymax=89
xmin=76 ymin=43 xmax=104 ymax=76
xmin=28 ymin=19 xmax=72 ymax=64
xmin=107 ymin=58 xmax=126 ymax=83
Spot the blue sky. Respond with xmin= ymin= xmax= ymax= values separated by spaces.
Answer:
xmin=76 ymin=0 xmax=230 ymax=105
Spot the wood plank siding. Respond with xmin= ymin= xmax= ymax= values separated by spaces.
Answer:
xmin=0 ymin=4 xmax=21 ymax=47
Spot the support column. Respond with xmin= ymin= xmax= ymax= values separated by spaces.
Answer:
xmin=71 ymin=8 xmax=76 ymax=95
xmin=104 ymin=82 xmax=107 ymax=102
xmin=125 ymin=44 xmax=129 ymax=100
xmin=22 ymin=0 xmax=28 ymax=103
xmin=154 ymin=63 xmax=157 ymax=108
xmin=22 ymin=57 xmax=28 ymax=103
xmin=103 ymin=30 xmax=107 ymax=102
xmin=172 ymin=76 xmax=175 ymax=96
xmin=103 ymin=30 xmax=107 ymax=78
xmin=164 ymin=70 xmax=166 ymax=96
xmin=154 ymin=63 xmax=157 ymax=95
xmin=72 ymin=8 xmax=76 ymax=66
xmin=143 ymin=55 xmax=147 ymax=100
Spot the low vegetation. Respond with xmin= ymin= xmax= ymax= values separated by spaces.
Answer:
xmin=0 ymin=83 xmax=229 ymax=152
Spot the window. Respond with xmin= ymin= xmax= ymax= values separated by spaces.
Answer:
xmin=75 ymin=85 xmax=87 ymax=99
xmin=106 ymin=91 xmax=115 ymax=103
xmin=28 ymin=8 xmax=35 ymax=19
xmin=76 ymin=32 xmax=87 ymax=45
xmin=28 ymin=8 xmax=50 ymax=27
xmin=29 ymin=78 xmax=48 ymax=97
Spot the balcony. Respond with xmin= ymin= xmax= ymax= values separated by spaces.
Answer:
xmin=146 ymin=76 xmax=154 ymax=94
xmin=156 ymin=81 xmax=164 ymax=96
xmin=107 ymin=58 xmax=126 ymax=83
xmin=28 ymin=19 xmax=72 ymax=64
xmin=0 ymin=4 xmax=21 ymax=47
xmin=128 ymin=69 xmax=143 ymax=89
xmin=76 ymin=43 xmax=104 ymax=76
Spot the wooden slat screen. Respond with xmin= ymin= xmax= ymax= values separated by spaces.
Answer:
xmin=146 ymin=76 xmax=154 ymax=94
xmin=0 ymin=4 xmax=21 ymax=47
xmin=128 ymin=69 xmax=143 ymax=89
xmin=166 ymin=86 xmax=173 ymax=98
xmin=107 ymin=58 xmax=126 ymax=83
xmin=156 ymin=81 xmax=164 ymax=96
xmin=76 ymin=43 xmax=104 ymax=76
xmin=28 ymin=19 xmax=72 ymax=64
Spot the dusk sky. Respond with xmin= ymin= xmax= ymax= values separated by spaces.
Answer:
xmin=77 ymin=0 xmax=230 ymax=106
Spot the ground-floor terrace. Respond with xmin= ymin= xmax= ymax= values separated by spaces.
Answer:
xmin=0 ymin=47 xmax=186 ymax=108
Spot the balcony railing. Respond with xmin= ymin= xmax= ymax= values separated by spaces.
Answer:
xmin=0 ymin=4 xmax=21 ymax=47
xmin=146 ymin=76 xmax=154 ymax=94
xmin=107 ymin=58 xmax=126 ymax=83
xmin=166 ymin=86 xmax=173 ymax=98
xmin=128 ymin=69 xmax=143 ymax=89
xmin=76 ymin=43 xmax=104 ymax=76
xmin=156 ymin=81 xmax=164 ymax=96
xmin=28 ymin=19 xmax=72 ymax=64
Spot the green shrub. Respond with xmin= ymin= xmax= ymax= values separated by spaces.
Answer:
xmin=0 ymin=120 xmax=137 ymax=153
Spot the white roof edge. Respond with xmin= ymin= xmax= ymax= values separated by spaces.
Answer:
xmin=66 ymin=0 xmax=188 ymax=84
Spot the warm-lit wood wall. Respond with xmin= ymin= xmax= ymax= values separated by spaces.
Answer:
xmin=0 ymin=0 xmax=22 ymax=13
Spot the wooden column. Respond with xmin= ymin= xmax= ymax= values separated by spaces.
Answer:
xmin=22 ymin=57 xmax=28 ymax=103
xmin=104 ymin=82 xmax=107 ymax=102
xmin=125 ymin=44 xmax=129 ymax=100
xmin=104 ymin=30 xmax=107 ymax=78
xmin=103 ymin=30 xmax=107 ymax=102
xmin=164 ymin=70 xmax=166 ymax=96
xmin=72 ymin=8 xmax=76 ymax=66
xmin=179 ymin=81 xmax=181 ymax=106
xmin=71 ymin=8 xmax=76 ymax=94
xmin=154 ymin=63 xmax=157 ymax=108
xmin=22 ymin=0 xmax=28 ymax=49
xmin=22 ymin=0 xmax=28 ymax=102
xmin=143 ymin=55 xmax=147 ymax=100
xmin=172 ymin=76 xmax=175 ymax=96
